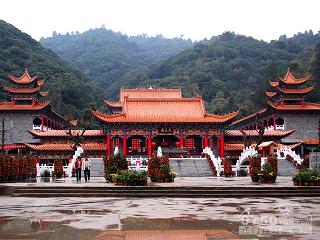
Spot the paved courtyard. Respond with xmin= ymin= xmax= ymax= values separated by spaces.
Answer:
xmin=1 ymin=177 xmax=319 ymax=239
xmin=1 ymin=176 xmax=297 ymax=188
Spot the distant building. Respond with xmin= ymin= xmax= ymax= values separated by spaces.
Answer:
xmin=0 ymin=68 xmax=71 ymax=153
xmin=232 ymin=68 xmax=320 ymax=154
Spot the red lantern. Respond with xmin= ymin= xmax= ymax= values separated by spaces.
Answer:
xmin=151 ymin=142 xmax=157 ymax=147
xmin=175 ymin=142 xmax=180 ymax=147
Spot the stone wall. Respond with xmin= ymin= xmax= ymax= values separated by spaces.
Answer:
xmin=0 ymin=112 xmax=36 ymax=144
xmin=283 ymin=113 xmax=320 ymax=141
xmin=310 ymin=152 xmax=320 ymax=169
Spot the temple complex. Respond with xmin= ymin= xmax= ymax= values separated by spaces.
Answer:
xmin=232 ymin=68 xmax=320 ymax=154
xmin=93 ymin=88 xmax=239 ymax=158
xmin=0 ymin=68 xmax=71 ymax=153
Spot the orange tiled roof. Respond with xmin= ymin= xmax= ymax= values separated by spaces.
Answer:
xmin=37 ymin=80 xmax=45 ymax=86
xmin=276 ymin=86 xmax=314 ymax=94
xmin=28 ymin=130 xmax=105 ymax=137
xmin=231 ymin=108 xmax=267 ymax=126
xmin=267 ymin=101 xmax=320 ymax=111
xmin=4 ymin=85 xmax=41 ymax=94
xmin=303 ymin=139 xmax=320 ymax=145
xmin=103 ymin=100 xmax=122 ymax=107
xmin=225 ymin=143 xmax=255 ymax=151
xmin=269 ymin=81 xmax=279 ymax=87
xmin=69 ymin=120 xmax=78 ymax=126
xmin=120 ymin=88 xmax=182 ymax=102
xmin=1 ymin=144 xmax=26 ymax=150
xmin=25 ymin=143 xmax=105 ymax=151
xmin=280 ymin=68 xmax=310 ymax=85
xmin=93 ymin=97 xmax=239 ymax=123
xmin=0 ymin=101 xmax=50 ymax=111
xmin=266 ymin=91 xmax=277 ymax=98
xmin=39 ymin=91 xmax=48 ymax=97
xmin=225 ymin=129 xmax=294 ymax=137
xmin=93 ymin=230 xmax=239 ymax=240
xmin=8 ymin=68 xmax=38 ymax=84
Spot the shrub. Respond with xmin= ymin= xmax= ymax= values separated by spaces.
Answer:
xmin=249 ymin=154 xmax=261 ymax=176
xmin=54 ymin=160 xmax=64 ymax=178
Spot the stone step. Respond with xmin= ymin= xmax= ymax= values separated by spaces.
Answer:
xmin=12 ymin=191 xmax=320 ymax=198
xmin=170 ymin=159 xmax=212 ymax=177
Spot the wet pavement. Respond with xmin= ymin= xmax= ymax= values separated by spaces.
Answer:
xmin=0 ymin=196 xmax=319 ymax=239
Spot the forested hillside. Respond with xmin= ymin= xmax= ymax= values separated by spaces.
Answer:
xmin=10 ymin=19 xmax=320 ymax=118
xmin=113 ymin=31 xmax=320 ymax=117
xmin=40 ymin=27 xmax=193 ymax=90
xmin=0 ymin=20 xmax=102 ymax=118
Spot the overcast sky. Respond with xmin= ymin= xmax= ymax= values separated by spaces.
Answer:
xmin=0 ymin=0 xmax=319 ymax=42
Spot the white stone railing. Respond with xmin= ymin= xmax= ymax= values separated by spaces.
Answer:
xmin=236 ymin=146 xmax=258 ymax=173
xmin=67 ymin=146 xmax=84 ymax=177
xmin=202 ymin=147 xmax=222 ymax=176
xmin=277 ymin=146 xmax=303 ymax=165
xmin=37 ymin=164 xmax=70 ymax=177
xmin=127 ymin=156 xmax=148 ymax=171
xmin=37 ymin=164 xmax=54 ymax=176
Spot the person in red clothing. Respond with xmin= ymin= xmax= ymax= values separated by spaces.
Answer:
xmin=75 ymin=156 xmax=82 ymax=181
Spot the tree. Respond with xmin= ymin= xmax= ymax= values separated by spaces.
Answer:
xmin=67 ymin=107 xmax=96 ymax=150
xmin=310 ymin=42 xmax=320 ymax=101
xmin=255 ymin=113 xmax=265 ymax=150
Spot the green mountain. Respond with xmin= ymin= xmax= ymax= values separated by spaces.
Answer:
xmin=0 ymin=20 xmax=102 ymax=118
xmin=119 ymin=31 xmax=320 ymax=117
xmin=40 ymin=27 xmax=193 ymax=91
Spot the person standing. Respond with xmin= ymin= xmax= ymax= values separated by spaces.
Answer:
xmin=75 ymin=156 xmax=82 ymax=181
xmin=82 ymin=156 xmax=92 ymax=182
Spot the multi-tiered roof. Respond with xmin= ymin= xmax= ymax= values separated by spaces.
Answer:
xmin=0 ymin=68 xmax=49 ymax=111
xmin=94 ymin=88 xmax=239 ymax=124
xmin=266 ymin=68 xmax=320 ymax=111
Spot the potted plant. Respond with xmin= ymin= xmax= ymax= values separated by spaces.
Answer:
xmin=249 ymin=154 xmax=261 ymax=182
xmin=259 ymin=163 xmax=276 ymax=183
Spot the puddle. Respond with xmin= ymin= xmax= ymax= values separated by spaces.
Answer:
xmin=55 ymin=209 xmax=113 ymax=215
xmin=0 ymin=197 xmax=319 ymax=239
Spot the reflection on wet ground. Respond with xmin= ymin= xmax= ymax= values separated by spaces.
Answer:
xmin=0 ymin=197 xmax=319 ymax=239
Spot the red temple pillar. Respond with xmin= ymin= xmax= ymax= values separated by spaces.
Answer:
xmin=273 ymin=116 xmax=276 ymax=130
xmin=204 ymin=134 xmax=209 ymax=148
xmin=179 ymin=134 xmax=184 ymax=148
xmin=220 ymin=134 xmax=225 ymax=158
xmin=210 ymin=137 xmax=214 ymax=151
xmin=122 ymin=134 xmax=127 ymax=157
xmin=147 ymin=132 xmax=152 ymax=157
xmin=106 ymin=134 xmax=111 ymax=157
xmin=41 ymin=116 xmax=44 ymax=131
xmin=11 ymin=98 xmax=14 ymax=107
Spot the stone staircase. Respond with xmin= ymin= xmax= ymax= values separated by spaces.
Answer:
xmin=9 ymin=186 xmax=320 ymax=198
xmin=89 ymin=158 xmax=105 ymax=177
xmin=169 ymin=158 xmax=213 ymax=177
xmin=278 ymin=158 xmax=299 ymax=176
